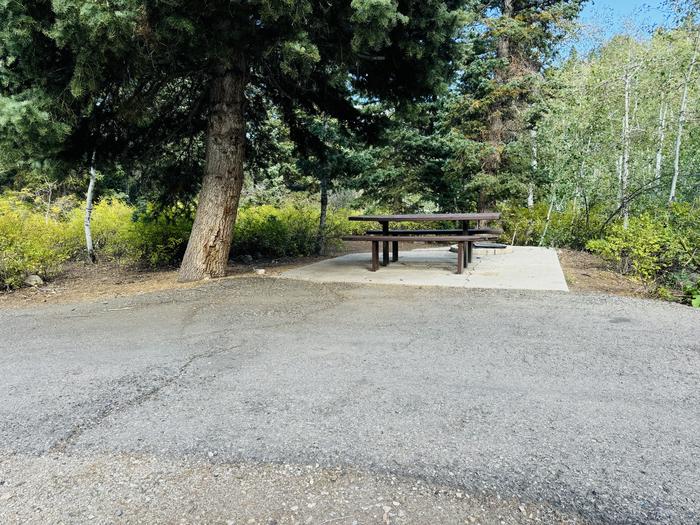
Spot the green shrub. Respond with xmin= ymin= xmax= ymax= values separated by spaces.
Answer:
xmin=131 ymin=204 xmax=194 ymax=267
xmin=233 ymin=204 xmax=316 ymax=258
xmin=4 ymin=191 xmax=476 ymax=288
xmin=232 ymin=204 xmax=362 ymax=258
xmin=0 ymin=194 xmax=196 ymax=288
xmin=60 ymin=199 xmax=195 ymax=267
xmin=63 ymin=198 xmax=140 ymax=261
xmin=587 ymin=204 xmax=700 ymax=307
xmin=0 ymin=195 xmax=69 ymax=288
xmin=682 ymin=281 xmax=700 ymax=308
xmin=667 ymin=202 xmax=700 ymax=271
xmin=498 ymin=201 xmax=605 ymax=249
xmin=500 ymin=199 xmax=700 ymax=306
xmin=586 ymin=214 xmax=678 ymax=280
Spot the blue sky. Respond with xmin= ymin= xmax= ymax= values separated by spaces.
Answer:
xmin=568 ymin=0 xmax=674 ymax=54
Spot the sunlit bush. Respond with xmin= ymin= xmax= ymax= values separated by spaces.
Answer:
xmin=587 ymin=214 xmax=678 ymax=280
xmin=59 ymin=200 xmax=194 ymax=266
xmin=63 ymin=199 xmax=139 ymax=260
xmin=499 ymin=199 xmax=700 ymax=306
xmin=0 ymin=192 xmax=367 ymax=288
xmin=0 ymin=195 xmax=69 ymax=288
xmin=587 ymin=203 xmax=700 ymax=305
xmin=232 ymin=204 xmax=364 ymax=258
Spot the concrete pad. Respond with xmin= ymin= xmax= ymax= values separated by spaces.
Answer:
xmin=279 ymin=246 xmax=569 ymax=291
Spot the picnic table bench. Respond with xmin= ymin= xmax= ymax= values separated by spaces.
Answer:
xmin=342 ymin=213 xmax=501 ymax=274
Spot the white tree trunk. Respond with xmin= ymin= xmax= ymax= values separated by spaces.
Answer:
xmin=669 ymin=30 xmax=699 ymax=203
xmin=528 ymin=129 xmax=537 ymax=208
xmin=654 ymin=101 xmax=667 ymax=182
xmin=539 ymin=188 xmax=556 ymax=246
xmin=575 ymin=136 xmax=591 ymax=215
xmin=616 ymin=154 xmax=623 ymax=214
xmin=44 ymin=181 xmax=54 ymax=224
xmin=84 ymin=151 xmax=97 ymax=263
xmin=621 ymin=68 xmax=631 ymax=229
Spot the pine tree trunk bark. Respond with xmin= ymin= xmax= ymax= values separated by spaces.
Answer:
xmin=616 ymin=154 xmax=623 ymax=215
xmin=178 ymin=61 xmax=247 ymax=282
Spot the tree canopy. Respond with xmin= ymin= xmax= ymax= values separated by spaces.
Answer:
xmin=1 ymin=0 xmax=472 ymax=279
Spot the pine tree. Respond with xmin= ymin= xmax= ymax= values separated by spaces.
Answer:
xmin=0 ymin=0 xmax=468 ymax=281
xmin=450 ymin=0 xmax=585 ymax=209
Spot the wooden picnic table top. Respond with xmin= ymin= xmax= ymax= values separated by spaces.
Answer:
xmin=348 ymin=213 xmax=500 ymax=222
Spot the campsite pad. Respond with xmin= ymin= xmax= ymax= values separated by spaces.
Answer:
xmin=280 ymin=246 xmax=569 ymax=291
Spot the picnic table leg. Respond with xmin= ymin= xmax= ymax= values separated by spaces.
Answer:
xmin=467 ymin=240 xmax=473 ymax=264
xmin=457 ymin=242 xmax=464 ymax=274
xmin=460 ymin=220 xmax=468 ymax=266
xmin=371 ymin=241 xmax=379 ymax=271
xmin=381 ymin=221 xmax=389 ymax=266
xmin=392 ymin=240 xmax=399 ymax=262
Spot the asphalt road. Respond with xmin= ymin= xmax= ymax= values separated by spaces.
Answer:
xmin=0 ymin=277 xmax=698 ymax=524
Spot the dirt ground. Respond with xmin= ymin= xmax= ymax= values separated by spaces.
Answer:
xmin=557 ymin=248 xmax=651 ymax=297
xmin=0 ymin=244 xmax=650 ymax=308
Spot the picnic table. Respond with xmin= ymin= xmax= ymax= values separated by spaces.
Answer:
xmin=343 ymin=213 xmax=501 ymax=274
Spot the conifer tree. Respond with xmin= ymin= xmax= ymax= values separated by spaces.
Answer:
xmin=0 ymin=0 xmax=468 ymax=281
xmin=451 ymin=0 xmax=585 ymax=208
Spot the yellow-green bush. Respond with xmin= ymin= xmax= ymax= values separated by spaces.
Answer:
xmin=499 ymin=199 xmax=700 ymax=306
xmin=232 ymin=204 xmax=363 ymax=258
xmin=63 ymin=199 xmax=140 ymax=260
xmin=55 ymin=199 xmax=194 ymax=267
xmin=0 ymin=194 xmax=195 ymax=288
xmin=1 ymin=192 xmax=367 ymax=288
xmin=0 ymin=195 xmax=70 ymax=288
xmin=587 ymin=204 xmax=700 ymax=306
xmin=587 ymin=214 xmax=678 ymax=280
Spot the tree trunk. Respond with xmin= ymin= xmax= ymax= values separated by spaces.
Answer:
xmin=576 ymin=136 xmax=591 ymax=221
xmin=317 ymin=175 xmax=329 ymax=256
xmin=539 ymin=187 xmax=556 ymax=247
xmin=621 ymin=68 xmax=631 ymax=229
xmin=654 ymin=101 xmax=667 ymax=182
xmin=528 ymin=129 xmax=536 ymax=208
xmin=45 ymin=180 xmax=55 ymax=224
xmin=616 ymin=154 xmax=623 ymax=216
xmin=178 ymin=61 xmax=247 ymax=282
xmin=84 ymin=151 xmax=97 ymax=263
xmin=669 ymin=29 xmax=699 ymax=203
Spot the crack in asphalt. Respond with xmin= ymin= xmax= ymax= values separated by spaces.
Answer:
xmin=48 ymin=343 xmax=242 ymax=453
